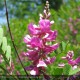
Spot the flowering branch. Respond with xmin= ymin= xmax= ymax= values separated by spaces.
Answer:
xmin=23 ymin=1 xmax=59 ymax=79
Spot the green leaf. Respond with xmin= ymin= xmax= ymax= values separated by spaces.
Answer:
xmin=0 ymin=28 xmax=3 ymax=46
xmin=63 ymin=64 xmax=71 ymax=75
xmin=2 ymin=37 xmax=7 ymax=53
xmin=6 ymin=45 xmax=11 ymax=60
xmin=62 ymin=41 xmax=66 ymax=51
xmin=76 ymin=34 xmax=80 ymax=42
xmin=66 ymin=43 xmax=72 ymax=51
xmin=53 ymin=67 xmax=63 ymax=75
xmin=63 ymin=64 xmax=80 ymax=75
xmin=69 ymin=67 xmax=80 ymax=75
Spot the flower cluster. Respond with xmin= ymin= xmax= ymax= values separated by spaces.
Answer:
xmin=24 ymin=1 xmax=59 ymax=76
xmin=62 ymin=51 xmax=80 ymax=69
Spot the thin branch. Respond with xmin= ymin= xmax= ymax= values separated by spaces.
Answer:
xmin=4 ymin=0 xmax=31 ymax=80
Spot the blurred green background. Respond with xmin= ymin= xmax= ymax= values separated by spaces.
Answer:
xmin=0 ymin=0 xmax=80 ymax=75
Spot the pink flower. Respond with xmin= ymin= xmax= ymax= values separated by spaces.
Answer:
xmin=62 ymin=51 xmax=74 ymax=60
xmin=26 ymin=50 xmax=39 ymax=61
xmin=44 ymin=43 xmax=59 ymax=54
xmin=24 ymin=19 xmax=59 ymax=75
xmin=39 ymin=19 xmax=51 ymax=33
xmin=30 ymin=67 xmax=39 ymax=75
xmin=24 ymin=36 xmax=43 ymax=48
xmin=37 ymin=60 xmax=47 ymax=67
xmin=62 ymin=51 xmax=80 ymax=68
xmin=44 ymin=30 xmax=57 ymax=41
xmin=28 ymin=23 xmax=40 ymax=35
xmin=72 ymin=30 xmax=78 ymax=35
xmin=24 ymin=35 xmax=31 ymax=44
xmin=45 ymin=57 xmax=56 ymax=65
xmin=68 ymin=57 xmax=80 ymax=66
xmin=30 ymin=37 xmax=43 ymax=48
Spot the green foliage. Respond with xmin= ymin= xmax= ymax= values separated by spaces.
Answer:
xmin=63 ymin=64 xmax=71 ymax=75
xmin=69 ymin=67 xmax=80 ymax=75
xmin=63 ymin=64 xmax=80 ymax=75
xmin=53 ymin=67 xmax=63 ymax=75
xmin=62 ymin=41 xmax=67 ymax=51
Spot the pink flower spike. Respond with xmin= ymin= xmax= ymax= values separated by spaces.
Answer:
xmin=37 ymin=60 xmax=47 ymax=67
xmin=23 ymin=1 xmax=59 ymax=76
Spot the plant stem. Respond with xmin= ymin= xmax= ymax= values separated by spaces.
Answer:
xmin=4 ymin=0 xmax=31 ymax=80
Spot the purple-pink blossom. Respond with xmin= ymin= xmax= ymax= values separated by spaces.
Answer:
xmin=62 ymin=51 xmax=80 ymax=69
xmin=39 ymin=19 xmax=51 ymax=33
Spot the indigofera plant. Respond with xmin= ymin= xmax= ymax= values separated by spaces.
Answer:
xmin=23 ymin=1 xmax=59 ymax=76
